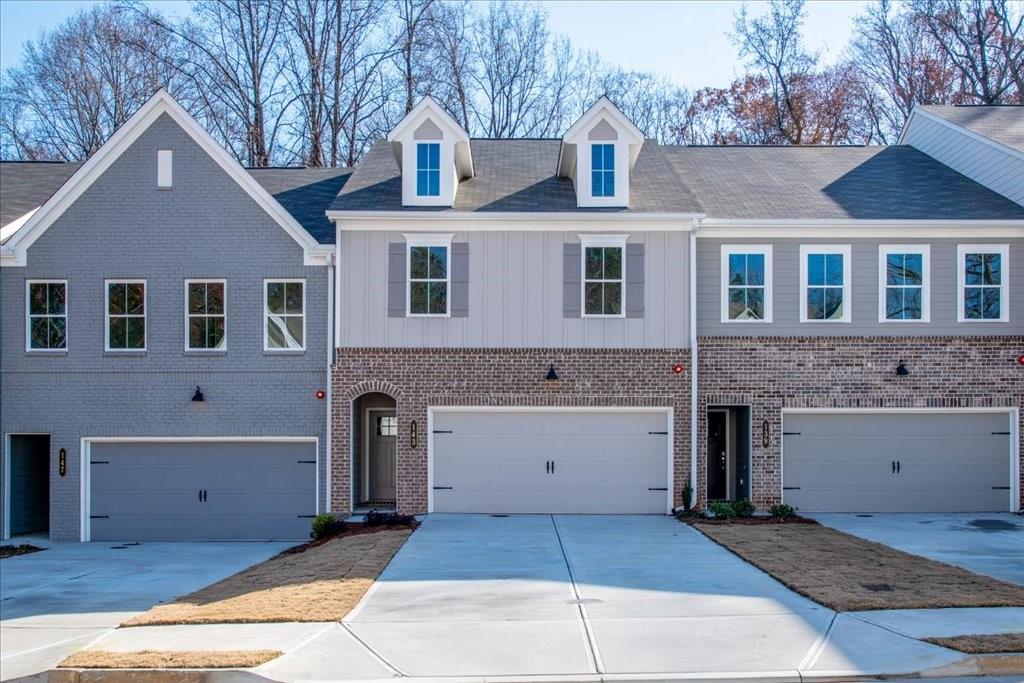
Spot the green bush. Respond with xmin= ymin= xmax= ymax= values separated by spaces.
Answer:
xmin=681 ymin=484 xmax=693 ymax=512
xmin=364 ymin=510 xmax=417 ymax=527
xmin=732 ymin=498 xmax=756 ymax=518
xmin=310 ymin=513 xmax=346 ymax=539
xmin=707 ymin=501 xmax=736 ymax=519
xmin=769 ymin=503 xmax=795 ymax=519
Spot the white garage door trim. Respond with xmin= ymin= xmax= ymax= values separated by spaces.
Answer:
xmin=780 ymin=408 xmax=1019 ymax=513
xmin=79 ymin=436 xmax=319 ymax=542
xmin=426 ymin=406 xmax=674 ymax=514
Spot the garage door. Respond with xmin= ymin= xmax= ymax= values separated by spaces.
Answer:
xmin=783 ymin=413 xmax=1012 ymax=513
xmin=89 ymin=441 xmax=316 ymax=541
xmin=432 ymin=410 xmax=670 ymax=514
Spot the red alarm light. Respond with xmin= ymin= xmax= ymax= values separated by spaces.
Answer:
xmin=1018 ymin=354 xmax=1024 ymax=366
xmin=315 ymin=389 xmax=326 ymax=400
xmin=672 ymin=364 xmax=684 ymax=375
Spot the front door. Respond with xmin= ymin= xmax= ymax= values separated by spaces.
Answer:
xmin=707 ymin=411 xmax=727 ymax=500
xmin=9 ymin=434 xmax=50 ymax=535
xmin=368 ymin=411 xmax=397 ymax=502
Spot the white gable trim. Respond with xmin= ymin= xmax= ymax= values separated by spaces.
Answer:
xmin=899 ymin=107 xmax=1024 ymax=162
xmin=1 ymin=90 xmax=331 ymax=267
xmin=389 ymin=96 xmax=470 ymax=145
xmin=562 ymin=96 xmax=644 ymax=145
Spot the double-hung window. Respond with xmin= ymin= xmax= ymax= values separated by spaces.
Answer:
xmin=26 ymin=280 xmax=67 ymax=351
xmin=264 ymin=279 xmax=305 ymax=351
xmin=406 ymin=234 xmax=451 ymax=316
xmin=591 ymin=143 xmax=615 ymax=197
xmin=879 ymin=245 xmax=930 ymax=322
xmin=581 ymin=234 xmax=626 ymax=317
xmin=721 ymin=245 xmax=772 ymax=322
xmin=799 ymin=245 xmax=851 ymax=323
xmin=186 ymin=279 xmax=226 ymax=350
xmin=105 ymin=280 xmax=146 ymax=351
xmin=416 ymin=142 xmax=440 ymax=197
xmin=958 ymin=244 xmax=1009 ymax=322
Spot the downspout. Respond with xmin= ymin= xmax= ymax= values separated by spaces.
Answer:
xmin=325 ymin=250 xmax=334 ymax=515
xmin=689 ymin=221 xmax=699 ymax=510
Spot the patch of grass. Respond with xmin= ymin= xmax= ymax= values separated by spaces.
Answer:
xmin=123 ymin=528 xmax=411 ymax=626
xmin=694 ymin=522 xmax=1024 ymax=611
xmin=924 ymin=633 xmax=1024 ymax=654
xmin=0 ymin=544 xmax=43 ymax=559
xmin=59 ymin=650 xmax=281 ymax=669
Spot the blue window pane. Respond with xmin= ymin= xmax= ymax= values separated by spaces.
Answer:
xmin=592 ymin=171 xmax=603 ymax=196
xmin=807 ymin=254 xmax=825 ymax=286
xmin=417 ymin=170 xmax=429 ymax=196
xmin=591 ymin=144 xmax=615 ymax=197
xmin=964 ymin=287 xmax=983 ymax=319
xmin=885 ymin=288 xmax=902 ymax=319
xmin=964 ymin=253 xmax=984 ymax=285
xmin=416 ymin=143 xmax=440 ymax=196
xmin=603 ymin=144 xmax=615 ymax=169
xmin=428 ymin=171 xmax=439 ymax=196
xmin=982 ymin=287 xmax=1001 ymax=318
xmin=428 ymin=143 xmax=439 ymax=167
xmin=825 ymin=253 xmax=843 ymax=285
xmin=983 ymin=253 xmax=1001 ymax=285
xmin=824 ymin=288 xmax=844 ymax=320
xmin=746 ymin=254 xmax=764 ymax=286
xmin=728 ymin=254 xmax=746 ymax=285
xmin=807 ymin=287 xmax=825 ymax=319
xmin=604 ymin=171 xmax=615 ymax=196
xmin=903 ymin=288 xmax=922 ymax=319
xmin=886 ymin=254 xmax=904 ymax=286
xmin=903 ymin=254 xmax=923 ymax=285
xmin=417 ymin=143 xmax=428 ymax=168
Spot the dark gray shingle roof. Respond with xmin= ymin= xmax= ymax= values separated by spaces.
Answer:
xmin=331 ymin=138 xmax=705 ymax=214
xmin=921 ymin=105 xmax=1024 ymax=152
xmin=0 ymin=162 xmax=350 ymax=245
xmin=662 ymin=145 xmax=1024 ymax=220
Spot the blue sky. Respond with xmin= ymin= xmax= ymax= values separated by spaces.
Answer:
xmin=0 ymin=0 xmax=869 ymax=90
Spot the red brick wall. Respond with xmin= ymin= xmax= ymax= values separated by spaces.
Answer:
xmin=697 ymin=336 xmax=1024 ymax=511
xmin=330 ymin=348 xmax=693 ymax=514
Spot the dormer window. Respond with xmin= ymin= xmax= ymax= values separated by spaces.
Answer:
xmin=591 ymin=144 xmax=615 ymax=197
xmin=416 ymin=142 xmax=440 ymax=197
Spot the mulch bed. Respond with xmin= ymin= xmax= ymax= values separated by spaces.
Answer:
xmin=0 ymin=544 xmax=44 ymax=559
xmin=692 ymin=521 xmax=1024 ymax=611
xmin=924 ymin=633 xmax=1024 ymax=654
xmin=279 ymin=518 xmax=418 ymax=556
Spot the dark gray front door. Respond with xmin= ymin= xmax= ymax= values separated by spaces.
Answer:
xmin=707 ymin=411 xmax=727 ymax=500
xmin=9 ymin=435 xmax=49 ymax=535
xmin=368 ymin=411 xmax=396 ymax=502
xmin=89 ymin=441 xmax=316 ymax=541
xmin=783 ymin=412 xmax=1012 ymax=513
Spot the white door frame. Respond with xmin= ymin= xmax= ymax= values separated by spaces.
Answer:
xmin=80 ymin=436 xmax=319 ymax=542
xmin=427 ymin=406 xmax=675 ymax=514
xmin=2 ymin=432 xmax=50 ymax=540
xmin=780 ymin=407 xmax=1019 ymax=513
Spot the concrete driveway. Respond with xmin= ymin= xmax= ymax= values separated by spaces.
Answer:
xmin=0 ymin=540 xmax=289 ymax=681
xmin=812 ymin=513 xmax=1024 ymax=585
xmin=337 ymin=514 xmax=965 ymax=679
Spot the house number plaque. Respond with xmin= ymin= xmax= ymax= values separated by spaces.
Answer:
xmin=58 ymin=448 xmax=67 ymax=476
xmin=410 ymin=419 xmax=418 ymax=449
xmin=761 ymin=420 xmax=770 ymax=449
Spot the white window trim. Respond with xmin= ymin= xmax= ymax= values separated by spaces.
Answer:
xmin=404 ymin=233 xmax=453 ymax=318
xmin=25 ymin=279 xmax=68 ymax=352
xmin=263 ymin=278 xmax=307 ymax=352
xmin=878 ymin=245 xmax=931 ymax=323
xmin=184 ymin=279 xmax=227 ymax=352
xmin=799 ymin=244 xmax=852 ymax=323
xmin=720 ymin=244 xmax=773 ymax=323
xmin=590 ymin=142 xmax=615 ymax=199
xmin=957 ymin=244 xmax=1010 ymax=323
xmin=104 ymin=279 xmax=147 ymax=352
xmin=415 ymin=141 xmax=442 ymax=198
xmin=579 ymin=233 xmax=628 ymax=319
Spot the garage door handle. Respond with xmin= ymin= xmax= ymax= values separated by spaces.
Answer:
xmin=648 ymin=487 xmax=667 ymax=491
xmin=433 ymin=486 xmax=453 ymax=490
xmin=896 ymin=461 xmax=900 ymax=474
xmin=648 ymin=431 xmax=668 ymax=435
xmin=992 ymin=431 xmax=1011 ymax=435
xmin=991 ymin=486 xmax=1011 ymax=490
xmin=433 ymin=430 xmax=453 ymax=434
xmin=891 ymin=461 xmax=896 ymax=474
xmin=783 ymin=486 xmax=801 ymax=490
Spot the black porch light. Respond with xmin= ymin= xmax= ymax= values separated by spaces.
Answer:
xmin=191 ymin=385 xmax=205 ymax=401
xmin=895 ymin=361 xmax=909 ymax=376
xmin=545 ymin=364 xmax=559 ymax=381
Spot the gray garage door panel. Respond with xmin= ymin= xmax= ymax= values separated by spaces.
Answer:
xmin=90 ymin=441 xmax=316 ymax=541
xmin=432 ymin=410 xmax=669 ymax=514
xmin=783 ymin=413 xmax=1011 ymax=513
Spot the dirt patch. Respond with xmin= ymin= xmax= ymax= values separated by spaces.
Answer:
xmin=123 ymin=528 xmax=411 ymax=625
xmin=693 ymin=522 xmax=1024 ymax=611
xmin=59 ymin=650 xmax=281 ymax=669
xmin=684 ymin=515 xmax=817 ymax=526
xmin=0 ymin=544 xmax=44 ymax=559
xmin=924 ymin=633 xmax=1024 ymax=654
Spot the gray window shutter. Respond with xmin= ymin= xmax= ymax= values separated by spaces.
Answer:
xmin=388 ymin=242 xmax=406 ymax=317
xmin=451 ymin=242 xmax=469 ymax=317
xmin=563 ymin=243 xmax=581 ymax=318
xmin=625 ymin=243 xmax=645 ymax=318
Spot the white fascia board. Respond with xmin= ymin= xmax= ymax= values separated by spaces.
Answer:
xmin=328 ymin=211 xmax=704 ymax=232
xmin=1 ymin=207 xmax=39 ymax=244
xmin=3 ymin=89 xmax=328 ymax=268
xmin=902 ymin=107 xmax=1024 ymax=162
xmin=388 ymin=96 xmax=470 ymax=144
xmin=563 ymin=97 xmax=645 ymax=145
xmin=695 ymin=219 xmax=1024 ymax=239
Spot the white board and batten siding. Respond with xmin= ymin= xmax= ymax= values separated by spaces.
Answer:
xmin=338 ymin=230 xmax=690 ymax=348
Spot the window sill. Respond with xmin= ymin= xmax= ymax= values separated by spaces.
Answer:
xmin=104 ymin=350 xmax=147 ymax=356
xmin=721 ymin=319 xmax=773 ymax=324
xmin=25 ymin=349 xmax=68 ymax=355
xmin=184 ymin=349 xmax=228 ymax=356
xmin=263 ymin=349 xmax=306 ymax=356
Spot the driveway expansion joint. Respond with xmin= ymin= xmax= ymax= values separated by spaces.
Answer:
xmin=550 ymin=514 xmax=605 ymax=675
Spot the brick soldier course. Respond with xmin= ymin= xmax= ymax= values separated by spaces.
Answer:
xmin=697 ymin=336 xmax=1024 ymax=511
xmin=331 ymin=348 xmax=692 ymax=515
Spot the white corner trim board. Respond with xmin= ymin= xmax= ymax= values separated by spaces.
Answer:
xmin=0 ymin=90 xmax=331 ymax=267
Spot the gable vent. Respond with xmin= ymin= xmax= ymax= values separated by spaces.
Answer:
xmin=157 ymin=150 xmax=173 ymax=188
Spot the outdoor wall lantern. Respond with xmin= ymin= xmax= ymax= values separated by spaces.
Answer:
xmin=191 ymin=386 xmax=205 ymax=402
xmin=895 ymin=361 xmax=910 ymax=376
xmin=545 ymin=364 xmax=559 ymax=381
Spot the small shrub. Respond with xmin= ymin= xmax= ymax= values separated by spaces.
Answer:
xmin=675 ymin=508 xmax=698 ymax=521
xmin=732 ymin=499 xmax=756 ymax=518
xmin=364 ymin=510 xmax=417 ymax=527
xmin=310 ymin=513 xmax=346 ymax=540
xmin=769 ymin=503 xmax=795 ymax=520
xmin=681 ymin=484 xmax=693 ymax=512
xmin=707 ymin=501 xmax=736 ymax=519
